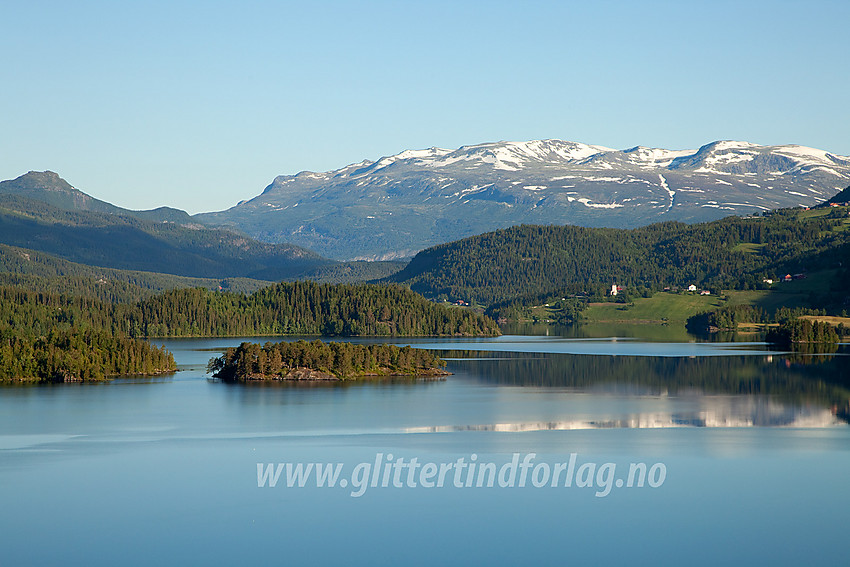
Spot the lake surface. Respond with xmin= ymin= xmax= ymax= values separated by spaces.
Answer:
xmin=1 ymin=333 xmax=848 ymax=566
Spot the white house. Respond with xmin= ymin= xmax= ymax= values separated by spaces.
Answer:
xmin=688 ymin=284 xmax=697 ymax=292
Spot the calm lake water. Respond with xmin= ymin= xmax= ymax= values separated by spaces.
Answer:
xmin=1 ymin=332 xmax=848 ymax=566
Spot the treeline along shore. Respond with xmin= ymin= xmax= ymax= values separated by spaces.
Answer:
xmin=0 ymin=281 xmax=499 ymax=339
xmin=0 ymin=281 xmax=498 ymax=382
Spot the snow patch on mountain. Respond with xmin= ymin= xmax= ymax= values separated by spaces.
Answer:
xmin=623 ymin=146 xmax=695 ymax=168
xmin=658 ymin=174 xmax=675 ymax=212
xmin=578 ymin=198 xmax=624 ymax=209
xmin=773 ymin=145 xmax=837 ymax=163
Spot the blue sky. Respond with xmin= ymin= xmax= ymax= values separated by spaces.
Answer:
xmin=2 ymin=0 xmax=848 ymax=213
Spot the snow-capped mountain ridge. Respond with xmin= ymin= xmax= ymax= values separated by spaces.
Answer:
xmin=277 ymin=139 xmax=848 ymax=183
xmin=197 ymin=139 xmax=850 ymax=260
xmin=342 ymin=139 xmax=847 ymax=177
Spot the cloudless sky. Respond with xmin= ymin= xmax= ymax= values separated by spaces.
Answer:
xmin=1 ymin=0 xmax=847 ymax=213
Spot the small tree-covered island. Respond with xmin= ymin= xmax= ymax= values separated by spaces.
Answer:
xmin=207 ymin=340 xmax=449 ymax=382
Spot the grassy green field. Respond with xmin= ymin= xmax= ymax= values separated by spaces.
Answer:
xmin=719 ymin=289 xmax=811 ymax=312
xmin=798 ymin=205 xmax=850 ymax=232
xmin=581 ymin=292 xmax=722 ymax=323
xmin=799 ymin=315 xmax=850 ymax=326
xmin=576 ymin=288 xmax=813 ymax=325
xmin=576 ymin=267 xmax=839 ymax=326
xmin=515 ymin=253 xmax=843 ymax=339
xmin=527 ymin=291 xmax=724 ymax=326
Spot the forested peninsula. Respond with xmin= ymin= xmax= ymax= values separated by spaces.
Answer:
xmin=0 ymin=281 xmax=499 ymax=339
xmin=0 ymin=327 xmax=175 ymax=383
xmin=131 ymin=282 xmax=499 ymax=337
xmin=0 ymin=281 xmax=496 ymax=382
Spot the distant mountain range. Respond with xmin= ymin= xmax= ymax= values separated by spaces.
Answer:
xmin=196 ymin=139 xmax=850 ymax=260
xmin=0 ymin=170 xmax=193 ymax=223
xmin=0 ymin=171 xmax=401 ymax=285
xmin=6 ymin=139 xmax=850 ymax=265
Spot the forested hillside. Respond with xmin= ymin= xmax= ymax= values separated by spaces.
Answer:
xmin=0 ymin=243 xmax=274 ymax=303
xmin=0 ymin=194 xmax=330 ymax=280
xmin=0 ymin=243 xmax=402 ymax=304
xmin=389 ymin=206 xmax=850 ymax=309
